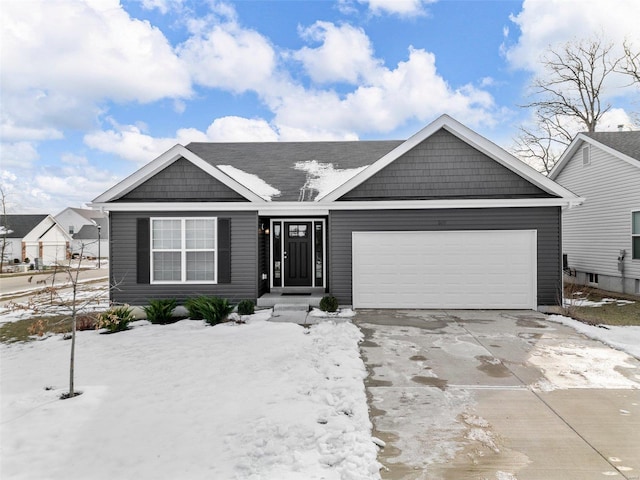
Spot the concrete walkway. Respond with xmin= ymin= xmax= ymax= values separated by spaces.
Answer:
xmin=354 ymin=310 xmax=640 ymax=480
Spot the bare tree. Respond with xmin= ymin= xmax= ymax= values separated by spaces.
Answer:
xmin=514 ymin=36 xmax=626 ymax=173
xmin=620 ymin=40 xmax=640 ymax=83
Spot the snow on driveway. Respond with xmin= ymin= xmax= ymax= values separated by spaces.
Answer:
xmin=1 ymin=315 xmax=380 ymax=480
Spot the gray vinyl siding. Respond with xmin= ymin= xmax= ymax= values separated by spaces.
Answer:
xmin=109 ymin=210 xmax=258 ymax=305
xmin=555 ymin=145 xmax=640 ymax=282
xmin=329 ymin=207 xmax=562 ymax=306
xmin=117 ymin=158 xmax=247 ymax=202
xmin=341 ymin=129 xmax=552 ymax=200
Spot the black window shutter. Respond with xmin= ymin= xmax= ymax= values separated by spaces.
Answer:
xmin=137 ymin=218 xmax=150 ymax=284
xmin=218 ymin=218 xmax=231 ymax=283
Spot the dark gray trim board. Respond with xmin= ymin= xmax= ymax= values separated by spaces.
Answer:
xmin=329 ymin=207 xmax=562 ymax=306
xmin=110 ymin=211 xmax=258 ymax=305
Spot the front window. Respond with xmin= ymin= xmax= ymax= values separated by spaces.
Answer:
xmin=151 ymin=218 xmax=217 ymax=283
xmin=633 ymin=211 xmax=640 ymax=260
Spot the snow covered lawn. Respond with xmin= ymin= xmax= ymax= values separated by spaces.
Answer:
xmin=1 ymin=315 xmax=380 ymax=480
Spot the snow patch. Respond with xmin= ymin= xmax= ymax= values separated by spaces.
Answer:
xmin=564 ymin=296 xmax=635 ymax=307
xmin=1 ymin=318 xmax=380 ymax=479
xmin=218 ymin=164 xmax=281 ymax=201
xmin=545 ymin=314 xmax=640 ymax=360
xmin=529 ymin=342 xmax=640 ymax=390
xmin=294 ymin=160 xmax=368 ymax=200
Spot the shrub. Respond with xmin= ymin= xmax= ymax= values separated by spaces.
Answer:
xmin=319 ymin=295 xmax=339 ymax=313
xmin=144 ymin=299 xmax=177 ymax=324
xmin=76 ymin=314 xmax=97 ymax=331
xmin=97 ymin=305 xmax=134 ymax=333
xmin=185 ymin=297 xmax=207 ymax=320
xmin=201 ymin=297 xmax=234 ymax=325
xmin=237 ymin=299 xmax=255 ymax=316
xmin=185 ymin=296 xmax=234 ymax=325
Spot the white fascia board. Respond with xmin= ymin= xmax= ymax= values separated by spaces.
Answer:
xmin=318 ymin=114 xmax=579 ymax=202
xmin=92 ymin=145 xmax=266 ymax=204
xmin=550 ymin=134 xmax=640 ymax=180
xmin=91 ymin=197 xmax=583 ymax=214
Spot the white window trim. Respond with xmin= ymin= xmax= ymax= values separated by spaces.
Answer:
xmin=150 ymin=217 xmax=218 ymax=284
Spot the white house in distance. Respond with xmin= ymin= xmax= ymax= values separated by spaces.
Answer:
xmin=0 ymin=214 xmax=71 ymax=268
xmin=549 ymin=131 xmax=640 ymax=295
xmin=55 ymin=207 xmax=109 ymax=259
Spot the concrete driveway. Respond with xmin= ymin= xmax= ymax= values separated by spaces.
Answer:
xmin=354 ymin=310 xmax=640 ymax=480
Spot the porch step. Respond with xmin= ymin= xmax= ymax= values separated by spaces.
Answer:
xmin=257 ymin=293 xmax=323 ymax=308
xmin=273 ymin=303 xmax=309 ymax=312
xmin=270 ymin=303 xmax=309 ymax=324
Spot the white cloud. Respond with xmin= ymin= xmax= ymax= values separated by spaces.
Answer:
xmin=355 ymin=0 xmax=436 ymax=16
xmin=84 ymin=124 xmax=197 ymax=164
xmin=0 ymin=120 xmax=63 ymax=143
xmin=294 ymin=22 xmax=382 ymax=84
xmin=0 ymin=162 xmax=118 ymax=214
xmin=205 ymin=117 xmax=279 ymax=142
xmin=506 ymin=0 xmax=640 ymax=74
xmin=0 ymin=142 xmax=40 ymax=168
xmin=274 ymin=46 xmax=497 ymax=135
xmin=177 ymin=16 xmax=276 ymax=93
xmin=0 ymin=0 xmax=191 ymax=140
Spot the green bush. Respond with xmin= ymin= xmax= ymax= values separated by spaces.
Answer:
xmin=185 ymin=297 xmax=207 ymax=320
xmin=185 ymin=296 xmax=234 ymax=325
xmin=319 ymin=295 xmax=339 ymax=313
xmin=144 ymin=299 xmax=177 ymax=324
xmin=97 ymin=305 xmax=134 ymax=333
xmin=237 ymin=299 xmax=255 ymax=316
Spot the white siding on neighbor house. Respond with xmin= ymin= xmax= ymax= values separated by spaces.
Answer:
xmin=555 ymin=145 xmax=640 ymax=280
xmin=2 ymin=238 xmax=22 ymax=262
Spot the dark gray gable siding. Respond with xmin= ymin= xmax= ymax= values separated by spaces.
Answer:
xmin=329 ymin=207 xmax=562 ymax=306
xmin=340 ymin=129 xmax=553 ymax=200
xmin=109 ymin=210 xmax=258 ymax=305
xmin=116 ymin=158 xmax=248 ymax=202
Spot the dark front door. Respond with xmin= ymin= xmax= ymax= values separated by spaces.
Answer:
xmin=284 ymin=222 xmax=312 ymax=286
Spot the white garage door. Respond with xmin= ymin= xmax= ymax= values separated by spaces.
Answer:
xmin=352 ymin=230 xmax=537 ymax=309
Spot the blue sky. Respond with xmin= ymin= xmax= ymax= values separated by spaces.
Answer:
xmin=1 ymin=0 xmax=639 ymax=213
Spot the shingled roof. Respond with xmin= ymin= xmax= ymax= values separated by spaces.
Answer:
xmin=0 ymin=214 xmax=47 ymax=238
xmin=185 ymin=141 xmax=403 ymax=201
xmin=583 ymin=131 xmax=640 ymax=163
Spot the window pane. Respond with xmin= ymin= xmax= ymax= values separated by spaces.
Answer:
xmin=633 ymin=236 xmax=640 ymax=260
xmin=153 ymin=252 xmax=181 ymax=281
xmin=186 ymin=219 xmax=215 ymax=249
xmin=633 ymin=212 xmax=640 ymax=234
xmin=186 ymin=251 xmax=215 ymax=281
xmin=153 ymin=220 xmax=181 ymax=249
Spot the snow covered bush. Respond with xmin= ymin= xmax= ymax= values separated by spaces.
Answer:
xmin=237 ymin=299 xmax=255 ymax=316
xmin=97 ymin=305 xmax=134 ymax=333
xmin=319 ymin=295 xmax=338 ymax=313
xmin=144 ymin=299 xmax=177 ymax=324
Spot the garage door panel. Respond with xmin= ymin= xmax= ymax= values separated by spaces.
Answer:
xmin=352 ymin=230 xmax=537 ymax=309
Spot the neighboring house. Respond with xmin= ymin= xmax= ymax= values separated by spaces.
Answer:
xmin=91 ymin=115 xmax=581 ymax=310
xmin=0 ymin=214 xmax=71 ymax=268
xmin=55 ymin=207 xmax=109 ymax=259
xmin=549 ymin=131 xmax=640 ymax=295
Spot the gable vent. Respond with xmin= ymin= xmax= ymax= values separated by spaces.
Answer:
xmin=582 ymin=145 xmax=591 ymax=166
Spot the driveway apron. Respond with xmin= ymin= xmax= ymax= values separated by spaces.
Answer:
xmin=354 ymin=310 xmax=640 ymax=480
